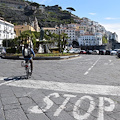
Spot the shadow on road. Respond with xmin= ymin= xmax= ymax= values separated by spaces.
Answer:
xmin=4 ymin=75 xmax=27 ymax=81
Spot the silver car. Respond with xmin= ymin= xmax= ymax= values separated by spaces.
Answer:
xmin=0 ymin=47 xmax=6 ymax=57
xmin=92 ymin=50 xmax=99 ymax=55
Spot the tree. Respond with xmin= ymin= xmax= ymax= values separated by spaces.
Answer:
xmin=66 ymin=7 xmax=76 ymax=24
xmin=66 ymin=7 xmax=75 ymax=11
xmin=30 ymin=2 xmax=40 ymax=8
xmin=102 ymin=36 xmax=108 ymax=44
xmin=60 ymin=33 xmax=68 ymax=51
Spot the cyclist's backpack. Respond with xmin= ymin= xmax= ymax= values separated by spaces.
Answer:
xmin=24 ymin=48 xmax=31 ymax=57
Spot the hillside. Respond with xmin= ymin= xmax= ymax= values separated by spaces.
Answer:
xmin=0 ymin=0 xmax=79 ymax=27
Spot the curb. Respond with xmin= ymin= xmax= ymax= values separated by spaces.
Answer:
xmin=1 ymin=54 xmax=80 ymax=60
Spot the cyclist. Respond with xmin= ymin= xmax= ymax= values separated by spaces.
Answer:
xmin=22 ymin=44 xmax=35 ymax=75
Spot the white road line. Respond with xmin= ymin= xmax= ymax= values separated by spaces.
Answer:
xmin=84 ymin=57 xmax=100 ymax=75
xmin=6 ymin=79 xmax=120 ymax=96
xmin=0 ymin=81 xmax=14 ymax=86
xmin=0 ymin=77 xmax=6 ymax=80
xmin=0 ymin=77 xmax=16 ymax=86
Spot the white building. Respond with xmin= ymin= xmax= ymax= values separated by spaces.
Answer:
xmin=0 ymin=18 xmax=15 ymax=47
xmin=43 ymin=26 xmax=76 ymax=45
xmin=64 ymin=28 xmax=76 ymax=44
xmin=110 ymin=32 xmax=118 ymax=41
xmin=78 ymin=33 xmax=102 ymax=46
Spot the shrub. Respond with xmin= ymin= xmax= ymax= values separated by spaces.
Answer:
xmin=6 ymin=48 xmax=16 ymax=53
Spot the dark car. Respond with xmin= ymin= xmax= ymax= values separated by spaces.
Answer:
xmin=117 ymin=50 xmax=120 ymax=58
xmin=99 ymin=49 xmax=106 ymax=55
xmin=105 ymin=50 xmax=111 ymax=55
xmin=86 ymin=50 xmax=93 ymax=54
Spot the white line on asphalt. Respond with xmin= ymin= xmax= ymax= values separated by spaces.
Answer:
xmin=6 ymin=79 xmax=120 ymax=96
xmin=0 ymin=77 xmax=16 ymax=86
xmin=0 ymin=77 xmax=6 ymax=81
xmin=84 ymin=57 xmax=100 ymax=75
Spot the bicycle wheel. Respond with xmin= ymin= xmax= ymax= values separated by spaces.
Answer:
xmin=26 ymin=67 xmax=29 ymax=79
xmin=30 ymin=62 xmax=32 ymax=76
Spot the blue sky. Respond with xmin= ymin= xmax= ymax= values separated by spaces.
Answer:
xmin=31 ymin=0 xmax=120 ymax=41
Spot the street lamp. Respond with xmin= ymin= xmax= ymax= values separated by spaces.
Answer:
xmin=58 ymin=16 xmax=62 ymax=53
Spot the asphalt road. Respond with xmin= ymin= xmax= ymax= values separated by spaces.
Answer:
xmin=0 ymin=55 xmax=120 ymax=120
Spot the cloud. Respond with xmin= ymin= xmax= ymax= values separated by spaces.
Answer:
xmin=101 ymin=23 xmax=120 ymax=42
xmin=89 ymin=13 xmax=96 ymax=15
xmin=105 ymin=17 xmax=120 ymax=20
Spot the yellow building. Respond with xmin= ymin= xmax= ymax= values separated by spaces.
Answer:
xmin=14 ymin=25 xmax=35 ymax=37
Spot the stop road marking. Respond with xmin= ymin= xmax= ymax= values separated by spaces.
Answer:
xmin=28 ymin=93 xmax=115 ymax=120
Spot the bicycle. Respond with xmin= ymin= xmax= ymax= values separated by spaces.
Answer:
xmin=21 ymin=59 xmax=32 ymax=79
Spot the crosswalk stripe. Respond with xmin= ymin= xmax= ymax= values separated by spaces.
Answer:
xmin=6 ymin=79 xmax=120 ymax=96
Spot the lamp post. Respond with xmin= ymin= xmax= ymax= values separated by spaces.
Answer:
xmin=58 ymin=23 xmax=61 ymax=53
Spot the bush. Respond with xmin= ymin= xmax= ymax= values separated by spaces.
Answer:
xmin=6 ymin=48 xmax=16 ymax=53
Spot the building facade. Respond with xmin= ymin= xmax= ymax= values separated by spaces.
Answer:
xmin=78 ymin=33 xmax=102 ymax=46
xmin=14 ymin=24 xmax=35 ymax=37
xmin=0 ymin=19 xmax=15 ymax=47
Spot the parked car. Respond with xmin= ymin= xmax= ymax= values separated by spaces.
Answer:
xmin=80 ymin=50 xmax=86 ymax=54
xmin=110 ymin=49 xmax=118 ymax=55
xmin=105 ymin=50 xmax=111 ymax=55
xmin=68 ymin=49 xmax=75 ymax=53
xmin=74 ymin=49 xmax=80 ymax=53
xmin=68 ymin=48 xmax=80 ymax=53
xmin=0 ymin=47 xmax=6 ymax=57
xmin=63 ymin=49 xmax=68 ymax=53
xmin=86 ymin=50 xmax=93 ymax=54
xmin=99 ymin=49 xmax=106 ymax=55
xmin=92 ymin=50 xmax=99 ymax=55
xmin=117 ymin=50 xmax=120 ymax=58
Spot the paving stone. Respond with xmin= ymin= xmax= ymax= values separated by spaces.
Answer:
xmin=5 ymin=108 xmax=28 ymax=120
xmin=18 ymin=96 xmax=34 ymax=105
xmin=0 ymin=108 xmax=5 ymax=120
xmin=1 ymin=96 xmax=19 ymax=106
xmin=27 ymin=113 xmax=50 ymax=120
xmin=4 ymin=103 xmax=21 ymax=110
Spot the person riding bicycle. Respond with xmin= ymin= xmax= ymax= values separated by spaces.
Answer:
xmin=22 ymin=44 xmax=35 ymax=74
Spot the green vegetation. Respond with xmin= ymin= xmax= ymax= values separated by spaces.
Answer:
xmin=3 ymin=29 xmax=68 ymax=54
xmin=0 ymin=0 xmax=78 ymax=27
xmin=5 ymin=53 xmax=77 ymax=57
xmin=102 ymin=36 xmax=108 ymax=44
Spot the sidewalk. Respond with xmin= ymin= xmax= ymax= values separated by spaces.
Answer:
xmin=1 ymin=54 xmax=80 ymax=60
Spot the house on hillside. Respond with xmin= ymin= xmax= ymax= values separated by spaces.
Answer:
xmin=14 ymin=24 xmax=35 ymax=37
